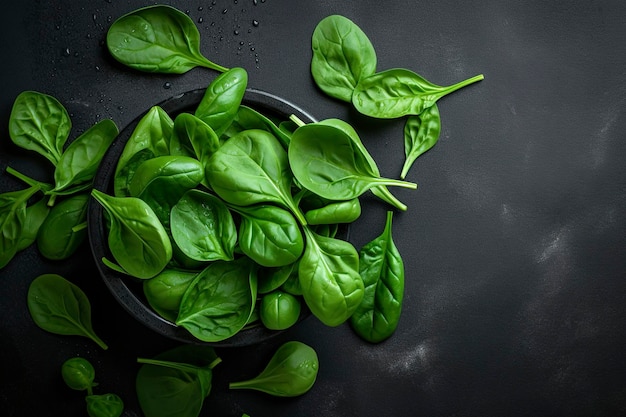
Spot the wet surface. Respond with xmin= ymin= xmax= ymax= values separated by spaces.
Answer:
xmin=1 ymin=1 xmax=626 ymax=416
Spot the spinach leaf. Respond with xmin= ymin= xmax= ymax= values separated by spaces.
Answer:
xmin=298 ymin=226 xmax=364 ymax=327
xmin=176 ymin=258 xmax=257 ymax=342
xmin=114 ymin=106 xmax=173 ymax=196
xmin=258 ymin=262 xmax=297 ymax=294
xmin=304 ymin=198 xmax=361 ymax=225
xmin=54 ymin=119 xmax=119 ymax=192
xmin=8 ymin=91 xmax=71 ymax=165
xmin=136 ymin=345 xmax=221 ymax=417
xmin=27 ymin=274 xmax=108 ymax=349
xmin=91 ymin=189 xmax=172 ymax=279
xmin=0 ymin=185 xmax=41 ymax=268
xmin=288 ymin=121 xmax=417 ymax=201
xmin=259 ymin=290 xmax=301 ymax=330
xmin=223 ymin=105 xmax=291 ymax=149
xmin=400 ymin=104 xmax=442 ymax=179
xmin=143 ymin=268 xmax=198 ymax=322
xmin=171 ymin=113 xmax=220 ymax=168
xmin=229 ymin=204 xmax=304 ymax=267
xmin=194 ymin=67 xmax=248 ymax=136
xmin=170 ymin=189 xmax=237 ymax=262
xmin=85 ymin=393 xmax=124 ymax=417
xmin=311 ymin=15 xmax=377 ymax=102
xmin=16 ymin=196 xmax=50 ymax=251
xmin=107 ymin=5 xmax=227 ymax=74
xmin=37 ymin=193 xmax=89 ymax=260
xmin=61 ymin=357 xmax=97 ymax=393
xmin=352 ymin=68 xmax=484 ymax=119
xmin=129 ymin=155 xmax=204 ymax=227
xmin=205 ymin=129 xmax=306 ymax=225
xmin=229 ymin=341 xmax=318 ymax=397
xmin=350 ymin=211 xmax=404 ymax=343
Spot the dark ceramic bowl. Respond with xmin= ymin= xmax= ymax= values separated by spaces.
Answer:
xmin=88 ymin=88 xmax=317 ymax=347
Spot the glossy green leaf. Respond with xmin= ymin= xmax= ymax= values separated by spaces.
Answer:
xmin=311 ymin=15 xmax=377 ymax=102
xmin=91 ymin=189 xmax=172 ymax=279
xmin=289 ymin=121 xmax=417 ymax=201
xmin=259 ymin=290 xmax=301 ymax=331
xmin=27 ymin=274 xmax=108 ymax=349
xmin=0 ymin=185 xmax=41 ymax=268
xmin=223 ymin=105 xmax=291 ymax=149
xmin=298 ymin=226 xmax=364 ymax=327
xmin=206 ymin=129 xmax=306 ymax=225
xmin=143 ymin=268 xmax=198 ymax=322
xmin=304 ymin=198 xmax=361 ymax=225
xmin=229 ymin=204 xmax=304 ymax=267
xmin=37 ymin=193 xmax=89 ymax=260
xmin=194 ymin=67 xmax=248 ymax=136
xmin=170 ymin=189 xmax=237 ymax=262
xmin=85 ymin=393 xmax=124 ymax=417
xmin=54 ymin=119 xmax=119 ymax=192
xmin=107 ymin=5 xmax=227 ymax=74
xmin=8 ymin=91 xmax=71 ymax=165
xmin=114 ymin=106 xmax=173 ymax=196
xmin=229 ymin=341 xmax=318 ymax=397
xmin=350 ymin=211 xmax=404 ymax=343
xmin=352 ymin=68 xmax=484 ymax=119
xmin=400 ymin=104 xmax=442 ymax=179
xmin=16 ymin=196 xmax=50 ymax=251
xmin=176 ymin=258 xmax=257 ymax=342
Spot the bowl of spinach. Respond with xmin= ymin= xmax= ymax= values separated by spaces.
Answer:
xmin=88 ymin=70 xmax=329 ymax=347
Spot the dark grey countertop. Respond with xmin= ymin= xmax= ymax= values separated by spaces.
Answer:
xmin=2 ymin=1 xmax=626 ymax=416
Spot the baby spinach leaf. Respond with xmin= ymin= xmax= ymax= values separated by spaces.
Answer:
xmin=37 ymin=193 xmax=89 ymax=260
xmin=136 ymin=345 xmax=221 ymax=417
xmin=16 ymin=196 xmax=50 ymax=251
xmin=91 ymin=189 xmax=172 ymax=279
xmin=400 ymin=104 xmax=442 ymax=179
xmin=54 ymin=119 xmax=119 ymax=192
xmin=61 ymin=357 xmax=97 ymax=393
xmin=288 ymin=121 xmax=417 ymax=202
xmin=259 ymin=290 xmax=302 ymax=330
xmin=195 ymin=67 xmax=248 ymax=136
xmin=171 ymin=113 xmax=220 ymax=168
xmin=107 ymin=5 xmax=227 ymax=74
xmin=27 ymin=273 xmax=108 ymax=349
xmin=114 ymin=106 xmax=173 ymax=196
xmin=350 ymin=211 xmax=404 ymax=343
xmin=205 ymin=129 xmax=306 ymax=225
xmin=229 ymin=341 xmax=319 ymax=397
xmin=143 ymin=268 xmax=198 ymax=322
xmin=0 ymin=185 xmax=41 ymax=268
xmin=257 ymin=262 xmax=297 ymax=294
xmin=129 ymin=155 xmax=204 ymax=227
xmin=229 ymin=204 xmax=304 ymax=268
xmin=311 ymin=15 xmax=377 ymax=102
xmin=170 ymin=189 xmax=237 ymax=262
xmin=223 ymin=105 xmax=292 ymax=149
xmin=352 ymin=68 xmax=484 ymax=119
xmin=304 ymin=198 xmax=361 ymax=225
xmin=8 ymin=91 xmax=71 ymax=165
xmin=299 ymin=226 xmax=364 ymax=327
xmin=176 ymin=258 xmax=257 ymax=342
xmin=85 ymin=393 xmax=124 ymax=417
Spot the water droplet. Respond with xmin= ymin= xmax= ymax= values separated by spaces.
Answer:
xmin=198 ymin=6 xmax=204 ymax=11
xmin=222 ymin=8 xmax=228 ymax=14
xmin=253 ymin=0 xmax=258 ymax=5
xmin=239 ymin=41 xmax=245 ymax=45
xmin=212 ymin=0 xmax=216 ymax=5
xmin=234 ymin=29 xmax=239 ymax=35
xmin=163 ymin=82 xmax=172 ymax=89
xmin=63 ymin=48 xmax=71 ymax=56
xmin=198 ymin=17 xmax=203 ymax=23
xmin=55 ymin=24 xmax=61 ymax=30
xmin=252 ymin=19 xmax=259 ymax=27
xmin=106 ymin=0 xmax=112 ymax=3
xmin=92 ymin=14 xmax=97 ymax=22
xmin=107 ymin=15 xmax=112 ymax=23
xmin=74 ymin=51 xmax=80 ymax=57
xmin=234 ymin=0 xmax=238 ymax=4
xmin=95 ymin=65 xmax=100 ymax=71
xmin=185 ymin=10 xmax=190 ymax=14
xmin=250 ymin=46 xmax=255 ymax=51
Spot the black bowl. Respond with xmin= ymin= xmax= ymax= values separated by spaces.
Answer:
xmin=88 ymin=88 xmax=317 ymax=347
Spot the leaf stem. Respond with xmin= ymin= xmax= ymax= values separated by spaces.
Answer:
xmin=440 ymin=73 xmax=484 ymax=96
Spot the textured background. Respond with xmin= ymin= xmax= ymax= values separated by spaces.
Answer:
xmin=1 ymin=1 xmax=626 ymax=416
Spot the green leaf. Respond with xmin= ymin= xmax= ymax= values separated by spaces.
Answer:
xmin=27 ymin=274 xmax=108 ymax=349
xmin=350 ymin=211 xmax=404 ymax=343
xmin=107 ymin=5 xmax=228 ymax=74
xmin=311 ymin=15 xmax=377 ymax=102
xmin=8 ymin=91 xmax=71 ymax=165
xmin=37 ymin=193 xmax=89 ymax=260
xmin=400 ymin=104 xmax=442 ymax=179
xmin=0 ymin=185 xmax=41 ymax=268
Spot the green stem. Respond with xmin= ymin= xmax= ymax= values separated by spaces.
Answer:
xmin=5 ymin=166 xmax=53 ymax=191
xmin=371 ymin=186 xmax=407 ymax=212
xmin=375 ymin=177 xmax=418 ymax=190
xmin=438 ymin=73 xmax=485 ymax=97
xmin=72 ymin=222 xmax=88 ymax=233
xmin=289 ymin=114 xmax=306 ymax=128
xmin=198 ymin=56 xmax=229 ymax=73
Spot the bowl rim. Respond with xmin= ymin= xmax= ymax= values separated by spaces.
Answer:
xmin=88 ymin=87 xmax=317 ymax=347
